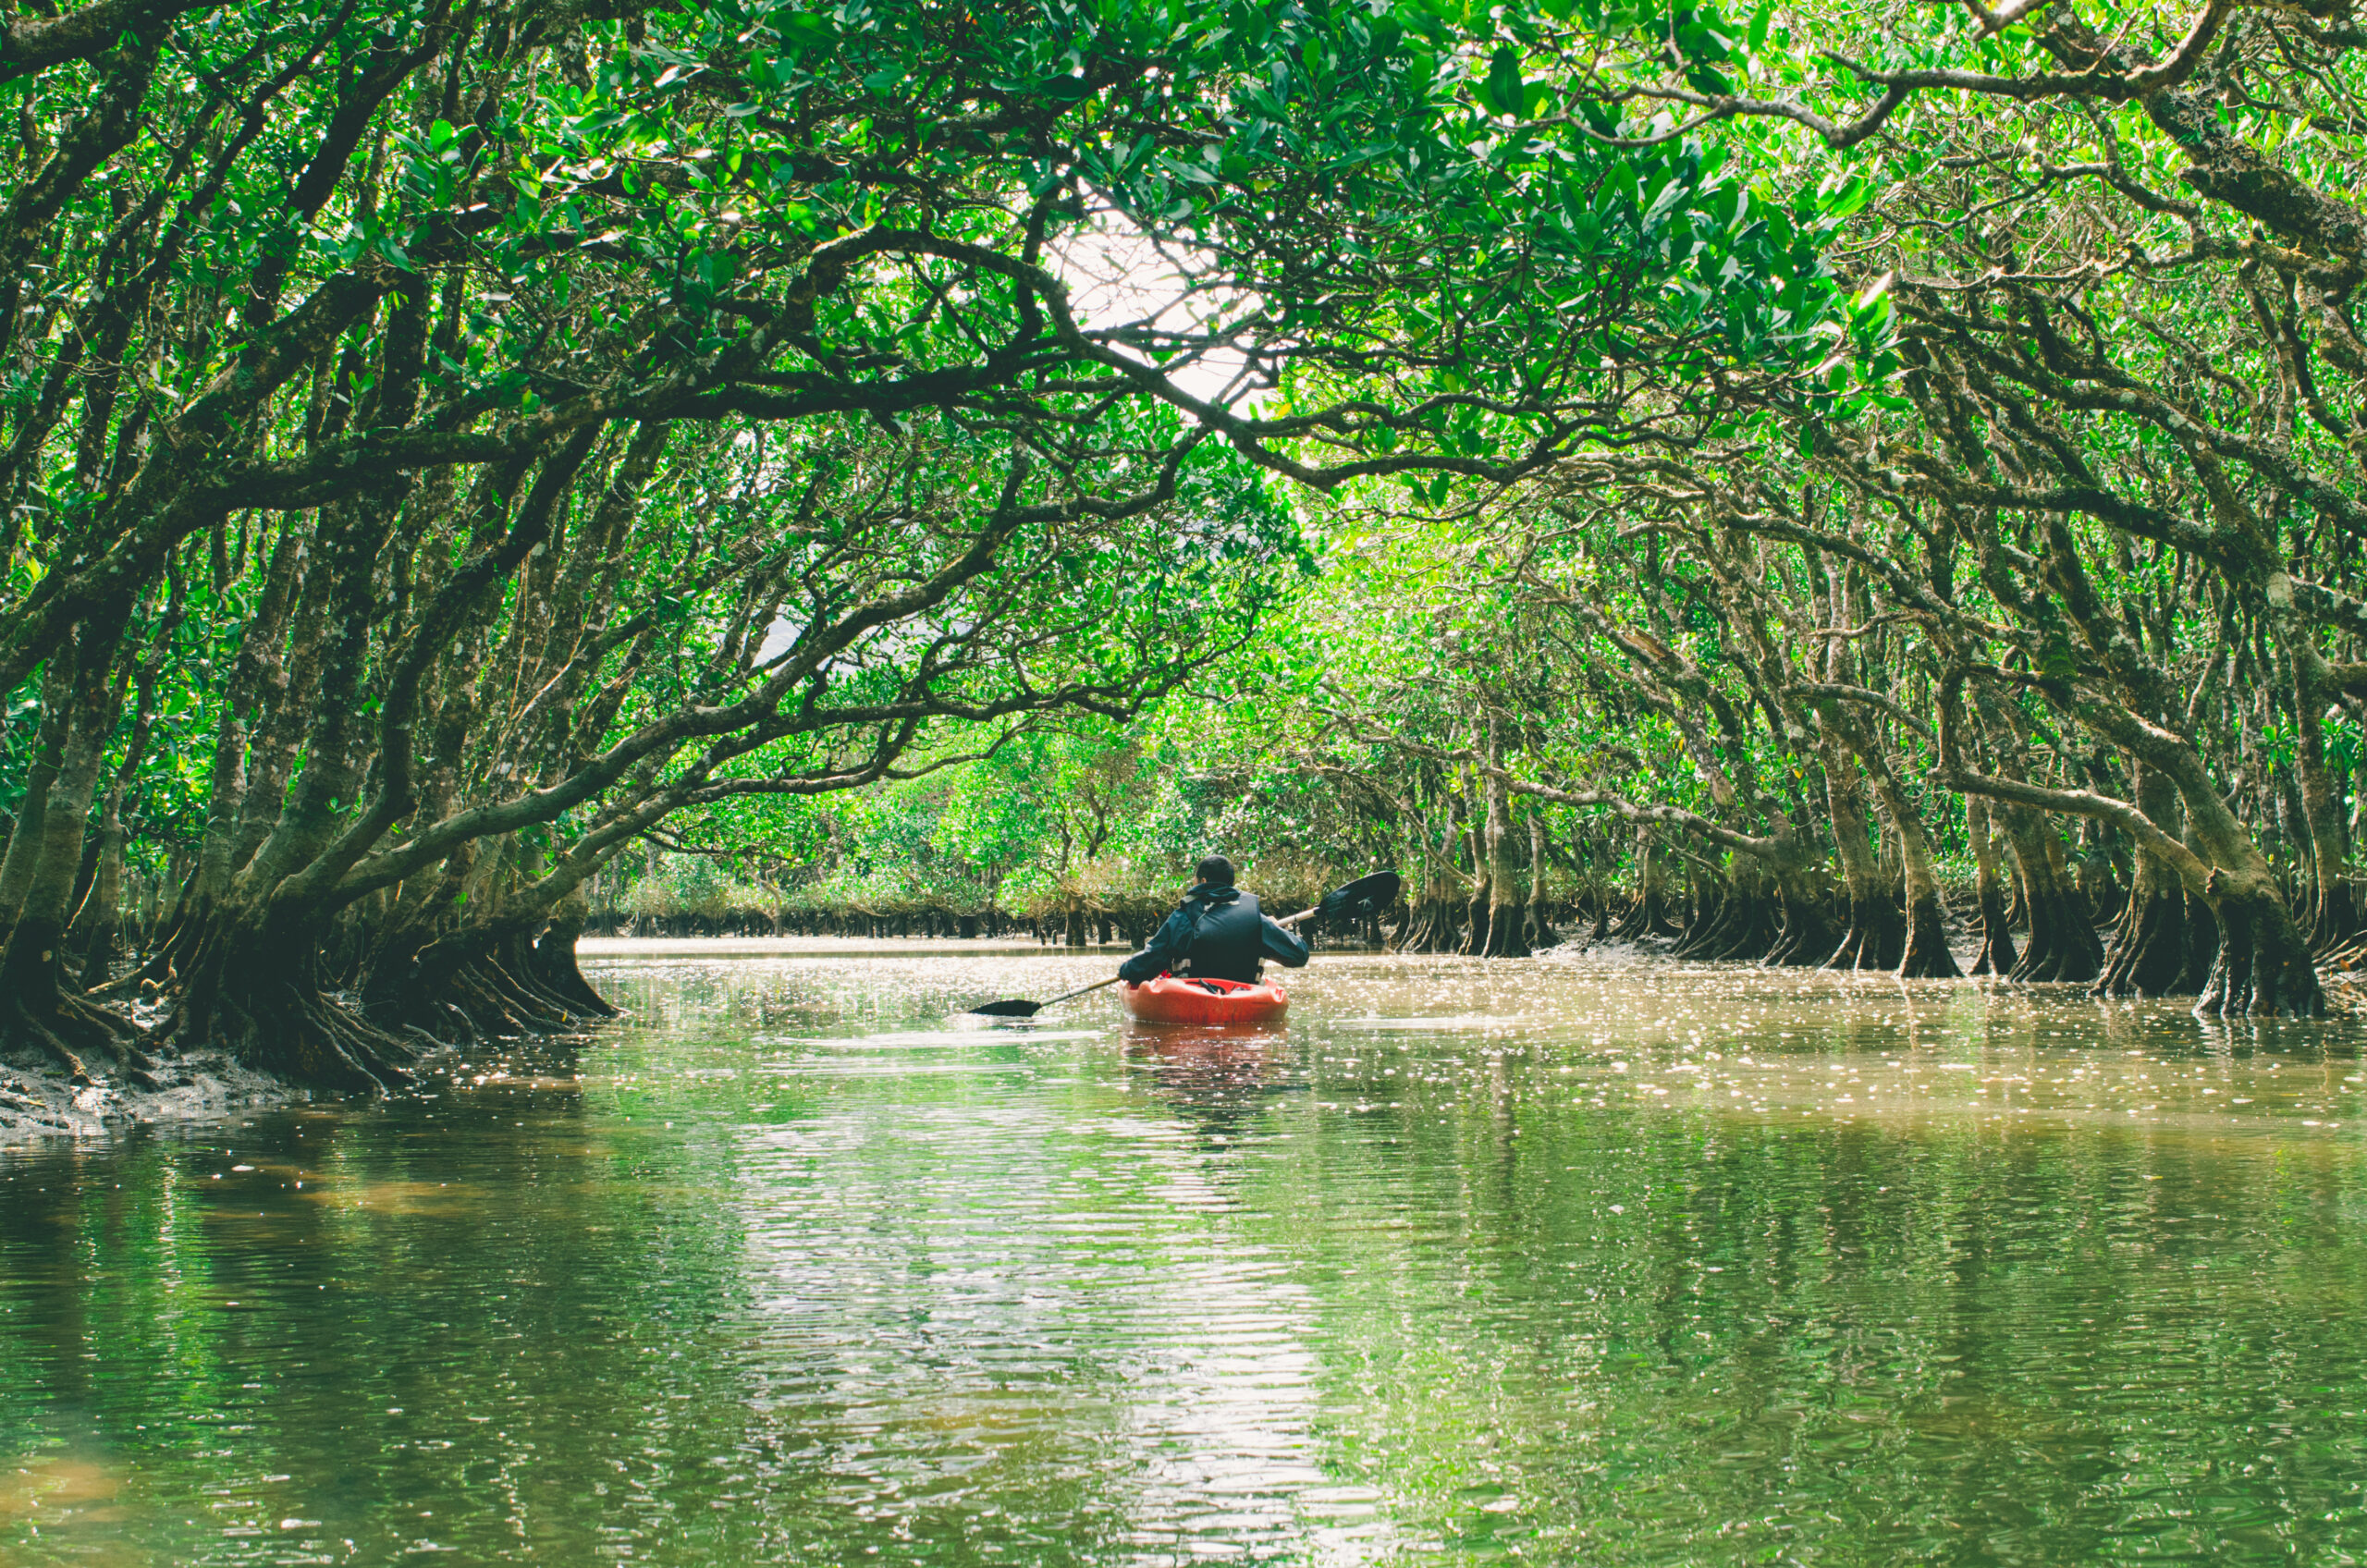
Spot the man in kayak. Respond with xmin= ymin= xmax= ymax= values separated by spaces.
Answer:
xmin=1119 ymin=856 xmax=1310 ymax=985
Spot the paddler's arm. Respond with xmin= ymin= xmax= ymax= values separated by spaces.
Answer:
xmin=1119 ymin=906 xmax=1196 ymax=983
xmin=1259 ymin=915 xmax=1310 ymax=968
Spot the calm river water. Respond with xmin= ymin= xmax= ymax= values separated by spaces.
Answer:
xmin=4 ymin=943 xmax=2367 ymax=1565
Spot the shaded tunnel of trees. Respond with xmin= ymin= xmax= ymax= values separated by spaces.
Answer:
xmin=9 ymin=0 xmax=2367 ymax=1092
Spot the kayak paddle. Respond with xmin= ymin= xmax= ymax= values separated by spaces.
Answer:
xmin=1277 ymin=869 xmax=1402 ymax=928
xmin=968 ymin=974 xmax=1122 ymax=1019
xmin=963 ymin=869 xmax=1401 ymax=1018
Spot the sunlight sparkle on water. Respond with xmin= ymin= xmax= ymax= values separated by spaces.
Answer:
xmin=1 ymin=943 xmax=2363 ymax=1564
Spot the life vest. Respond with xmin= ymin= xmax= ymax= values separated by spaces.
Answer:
xmin=1180 ymin=887 xmax=1267 ymax=983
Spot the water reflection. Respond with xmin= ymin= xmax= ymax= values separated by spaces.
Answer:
xmin=1123 ymin=1026 xmax=1297 ymax=1143
xmin=0 ymin=946 xmax=2362 ymax=1563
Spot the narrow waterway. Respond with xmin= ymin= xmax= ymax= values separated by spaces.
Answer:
xmin=4 ymin=944 xmax=2366 ymax=1564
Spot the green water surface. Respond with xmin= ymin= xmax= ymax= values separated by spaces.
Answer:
xmin=4 ymin=944 xmax=2366 ymax=1565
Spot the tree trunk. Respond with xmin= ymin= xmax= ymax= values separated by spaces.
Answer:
xmin=1477 ymin=735 xmax=1529 ymax=958
xmin=2095 ymin=764 xmax=2213 ymax=997
xmin=1390 ymin=874 xmax=1465 ymax=953
xmin=1851 ymin=745 xmax=1960 ymax=981
xmin=2292 ymin=654 xmax=2359 ymax=945
xmin=1764 ymin=858 xmax=1841 ymax=967
xmin=67 ymin=781 xmax=128 ymax=983
xmin=0 ymin=627 xmax=148 ymax=1081
xmin=165 ymin=897 xmax=418 ymax=1088
xmin=0 ymin=659 xmax=70 ymax=945
xmin=1892 ymin=818 xmax=1962 ymax=980
xmin=2002 ymin=807 xmax=2103 ymax=983
xmin=1677 ymin=856 xmax=1787 ymax=963
xmin=1611 ymin=827 xmax=1676 ymax=938
xmin=1820 ymin=748 xmax=1902 ymax=971
xmin=1458 ymin=876 xmax=1490 ymax=954
xmin=1524 ymin=815 xmax=1557 ymax=950
xmin=1967 ymin=795 xmax=2017 ymax=976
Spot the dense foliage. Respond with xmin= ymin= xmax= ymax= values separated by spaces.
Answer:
xmin=639 ymin=0 xmax=2367 ymax=1025
xmin=0 ymin=0 xmax=1858 ymax=1082
xmin=1450 ymin=0 xmax=2367 ymax=1016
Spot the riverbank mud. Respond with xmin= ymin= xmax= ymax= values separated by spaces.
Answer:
xmin=0 ymin=1047 xmax=296 ymax=1143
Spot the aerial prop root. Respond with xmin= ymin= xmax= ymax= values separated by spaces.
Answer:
xmin=1609 ymin=884 xmax=1675 ymax=940
xmin=2308 ymin=877 xmax=2367 ymax=959
xmin=464 ymin=954 xmax=603 ymax=1032
xmin=2198 ymin=888 xmax=2327 ymax=1020
xmin=1686 ymin=894 xmax=1768 ymax=961
xmin=1969 ymin=880 xmax=2017 ymax=977
xmin=2094 ymin=888 xmax=2202 ymax=998
xmin=528 ymin=923 xmax=619 ymax=1017
xmin=1896 ymin=892 xmax=1963 ymax=980
xmin=99 ymin=897 xmax=207 ymax=999
xmin=1763 ymin=888 xmax=1835 ymax=968
xmin=495 ymin=939 xmax=613 ymax=1023
xmin=0 ymin=989 xmax=158 ymax=1086
xmin=173 ymin=985 xmax=419 ymax=1092
xmin=538 ymin=961 xmax=619 ymax=1017
xmin=2010 ymin=887 xmax=2104 ymax=985
xmin=411 ymin=961 xmax=599 ymax=1043
xmin=1823 ymin=893 xmax=1905 ymax=972
xmin=1670 ymin=882 xmax=1734 ymax=958
xmin=435 ymin=969 xmax=541 ymax=1038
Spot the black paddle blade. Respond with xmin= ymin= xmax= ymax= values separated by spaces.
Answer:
xmin=1318 ymin=870 xmax=1401 ymax=920
xmin=965 ymin=998 xmax=1043 ymax=1017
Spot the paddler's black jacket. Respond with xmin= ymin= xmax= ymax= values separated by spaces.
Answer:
xmin=1119 ymin=885 xmax=1310 ymax=985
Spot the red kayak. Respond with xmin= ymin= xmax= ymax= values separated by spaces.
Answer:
xmin=1120 ymin=974 xmax=1289 ymax=1025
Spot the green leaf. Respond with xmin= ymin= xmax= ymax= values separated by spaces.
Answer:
xmin=1481 ymin=46 xmax=1524 ymax=117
